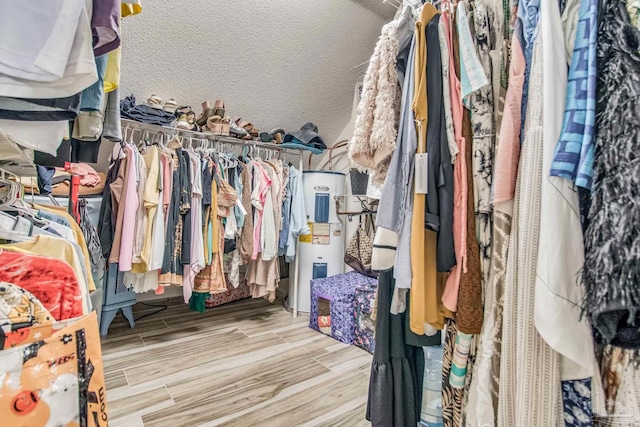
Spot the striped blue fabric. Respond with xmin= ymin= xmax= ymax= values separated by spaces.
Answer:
xmin=549 ymin=0 xmax=597 ymax=189
xmin=457 ymin=1 xmax=489 ymax=107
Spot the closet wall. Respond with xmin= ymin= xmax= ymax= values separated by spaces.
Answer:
xmin=120 ymin=0 xmax=391 ymax=142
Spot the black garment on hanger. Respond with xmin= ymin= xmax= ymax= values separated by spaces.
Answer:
xmin=162 ymin=151 xmax=182 ymax=276
xmin=366 ymin=269 xmax=419 ymax=427
xmin=0 ymin=94 xmax=80 ymax=121
xmin=34 ymin=139 xmax=72 ymax=167
xmin=71 ymin=138 xmax=101 ymax=163
xmin=97 ymin=157 xmax=122 ymax=259
xmin=424 ymin=15 xmax=456 ymax=272
xmin=202 ymin=157 xmax=213 ymax=209
xmin=179 ymin=149 xmax=192 ymax=269
xmin=34 ymin=129 xmax=102 ymax=166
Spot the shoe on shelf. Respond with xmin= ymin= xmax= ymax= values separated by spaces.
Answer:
xmin=204 ymin=116 xmax=222 ymax=135
xmin=196 ymin=101 xmax=217 ymax=127
xmin=257 ymin=129 xmax=285 ymax=143
xmin=231 ymin=117 xmax=254 ymax=140
xmin=220 ymin=117 xmax=231 ymax=136
xmin=260 ymin=132 xmax=273 ymax=143
xmin=214 ymin=100 xmax=225 ymax=117
xmin=271 ymin=128 xmax=285 ymax=143
xmin=176 ymin=105 xmax=192 ymax=115
xmin=229 ymin=117 xmax=248 ymax=138
xmin=163 ymin=98 xmax=178 ymax=113
xmin=176 ymin=110 xmax=198 ymax=131
xmin=146 ymin=94 xmax=163 ymax=109
xmin=239 ymin=120 xmax=260 ymax=139
xmin=176 ymin=114 xmax=190 ymax=130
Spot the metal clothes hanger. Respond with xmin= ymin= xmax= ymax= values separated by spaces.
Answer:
xmin=0 ymin=227 xmax=33 ymax=243
xmin=0 ymin=203 xmax=49 ymax=231
xmin=0 ymin=199 xmax=41 ymax=220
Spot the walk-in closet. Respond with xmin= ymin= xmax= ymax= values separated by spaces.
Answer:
xmin=0 ymin=0 xmax=639 ymax=426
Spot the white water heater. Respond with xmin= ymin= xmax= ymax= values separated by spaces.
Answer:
xmin=289 ymin=171 xmax=346 ymax=313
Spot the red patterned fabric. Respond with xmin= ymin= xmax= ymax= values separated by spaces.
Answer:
xmin=204 ymin=279 xmax=251 ymax=308
xmin=0 ymin=250 xmax=83 ymax=320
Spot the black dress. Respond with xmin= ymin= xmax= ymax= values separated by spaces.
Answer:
xmin=423 ymin=14 xmax=455 ymax=273
xmin=366 ymin=269 xmax=418 ymax=427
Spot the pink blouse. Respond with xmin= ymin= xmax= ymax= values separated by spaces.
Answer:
xmin=442 ymin=13 xmax=467 ymax=312
xmin=493 ymin=36 xmax=526 ymax=206
xmin=251 ymin=161 xmax=272 ymax=260
xmin=118 ymin=145 xmax=140 ymax=271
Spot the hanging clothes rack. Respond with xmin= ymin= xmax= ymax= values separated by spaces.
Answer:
xmin=120 ymin=118 xmax=307 ymax=318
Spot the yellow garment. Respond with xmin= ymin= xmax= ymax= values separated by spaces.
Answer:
xmin=121 ymin=1 xmax=142 ymax=17
xmin=131 ymin=146 xmax=160 ymax=274
xmin=106 ymin=1 xmax=141 ymax=92
xmin=32 ymin=204 xmax=97 ymax=292
xmin=203 ymin=206 xmax=210 ymax=263
xmin=410 ymin=4 xmax=446 ymax=334
xmin=411 ymin=4 xmax=439 ymax=137
xmin=104 ymin=47 xmax=121 ymax=93
xmin=1 ymin=235 xmax=90 ymax=314
xmin=211 ymin=179 xmax=219 ymax=254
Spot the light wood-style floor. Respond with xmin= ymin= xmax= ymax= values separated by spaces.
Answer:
xmin=101 ymin=297 xmax=373 ymax=427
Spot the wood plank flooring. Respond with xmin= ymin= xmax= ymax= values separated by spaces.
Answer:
xmin=101 ymin=297 xmax=372 ymax=427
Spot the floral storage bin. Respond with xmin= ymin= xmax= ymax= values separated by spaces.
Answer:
xmin=353 ymin=283 xmax=377 ymax=354
xmin=309 ymin=271 xmax=377 ymax=345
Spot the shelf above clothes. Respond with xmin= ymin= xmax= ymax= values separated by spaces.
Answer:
xmin=121 ymin=119 xmax=305 ymax=158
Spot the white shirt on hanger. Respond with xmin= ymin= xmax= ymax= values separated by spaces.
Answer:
xmin=0 ymin=119 xmax=68 ymax=155
xmin=537 ymin=0 xmax=595 ymax=381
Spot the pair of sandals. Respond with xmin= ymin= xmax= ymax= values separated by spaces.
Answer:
xmin=146 ymin=94 xmax=178 ymax=113
xmin=203 ymin=116 xmax=231 ymax=136
xmin=196 ymin=100 xmax=225 ymax=126
xmin=260 ymin=129 xmax=285 ymax=143
xmin=231 ymin=116 xmax=260 ymax=140
xmin=195 ymin=100 xmax=230 ymax=136
xmin=176 ymin=106 xmax=199 ymax=131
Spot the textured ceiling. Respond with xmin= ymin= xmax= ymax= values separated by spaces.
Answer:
xmin=117 ymin=0 xmax=389 ymax=149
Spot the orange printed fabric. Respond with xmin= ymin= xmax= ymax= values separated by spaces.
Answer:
xmin=0 ymin=312 xmax=108 ymax=427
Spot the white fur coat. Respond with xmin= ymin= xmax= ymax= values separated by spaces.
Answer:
xmin=348 ymin=21 xmax=400 ymax=184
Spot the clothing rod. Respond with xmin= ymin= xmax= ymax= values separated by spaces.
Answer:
xmin=121 ymin=119 xmax=304 ymax=156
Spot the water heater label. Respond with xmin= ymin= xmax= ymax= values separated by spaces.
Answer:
xmin=312 ymin=223 xmax=330 ymax=245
